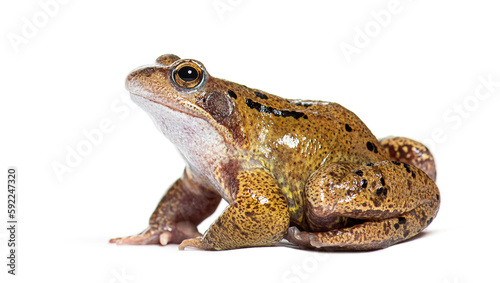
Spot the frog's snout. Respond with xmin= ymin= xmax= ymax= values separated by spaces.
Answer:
xmin=126 ymin=66 xmax=149 ymax=90
xmin=125 ymin=65 xmax=169 ymax=95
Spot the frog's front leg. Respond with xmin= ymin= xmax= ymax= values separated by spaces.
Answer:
xmin=110 ymin=168 xmax=221 ymax=246
xmin=179 ymin=168 xmax=290 ymax=250
xmin=287 ymin=161 xmax=440 ymax=250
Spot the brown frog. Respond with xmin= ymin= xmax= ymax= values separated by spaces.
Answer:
xmin=110 ymin=54 xmax=440 ymax=250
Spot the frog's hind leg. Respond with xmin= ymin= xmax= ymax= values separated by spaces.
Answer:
xmin=379 ymin=136 xmax=436 ymax=181
xmin=287 ymin=205 xmax=434 ymax=250
xmin=286 ymin=161 xmax=440 ymax=250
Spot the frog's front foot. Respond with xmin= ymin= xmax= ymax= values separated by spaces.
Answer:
xmin=178 ymin=237 xmax=205 ymax=250
xmin=109 ymin=221 xmax=201 ymax=246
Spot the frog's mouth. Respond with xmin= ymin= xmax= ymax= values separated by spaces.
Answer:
xmin=129 ymin=91 xmax=217 ymax=133
xmin=130 ymin=91 xmax=201 ymax=119
xmin=129 ymin=91 xmax=236 ymax=148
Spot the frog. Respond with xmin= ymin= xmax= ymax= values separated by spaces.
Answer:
xmin=110 ymin=54 xmax=440 ymax=251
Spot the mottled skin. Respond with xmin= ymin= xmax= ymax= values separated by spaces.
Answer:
xmin=110 ymin=54 xmax=440 ymax=250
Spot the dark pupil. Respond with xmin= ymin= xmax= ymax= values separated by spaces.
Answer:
xmin=178 ymin=66 xmax=198 ymax=81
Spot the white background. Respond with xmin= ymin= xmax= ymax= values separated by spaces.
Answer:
xmin=1 ymin=1 xmax=499 ymax=282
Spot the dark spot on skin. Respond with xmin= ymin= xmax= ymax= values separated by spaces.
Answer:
xmin=245 ymin=98 xmax=268 ymax=113
xmin=227 ymin=89 xmax=237 ymax=99
xmin=345 ymin=124 xmax=352 ymax=132
xmin=394 ymin=223 xmax=400 ymax=230
xmin=361 ymin=179 xmax=368 ymax=189
xmin=380 ymin=177 xmax=385 ymax=186
xmin=398 ymin=217 xmax=406 ymax=224
xmin=295 ymin=102 xmax=313 ymax=107
xmin=427 ymin=217 xmax=434 ymax=225
xmin=436 ymin=194 xmax=440 ymax=201
xmin=403 ymin=230 xmax=410 ymax=237
xmin=376 ymin=188 xmax=383 ymax=195
xmin=383 ymin=188 xmax=388 ymax=196
xmin=245 ymin=98 xmax=307 ymax=120
xmin=366 ymin=142 xmax=374 ymax=151
xmin=254 ymin=91 xmax=268 ymax=99
xmin=392 ymin=161 xmax=401 ymax=165
xmin=373 ymin=145 xmax=378 ymax=153
xmin=411 ymin=171 xmax=416 ymax=178
xmin=366 ymin=163 xmax=374 ymax=167
xmin=403 ymin=163 xmax=411 ymax=173
xmin=355 ymin=170 xmax=363 ymax=177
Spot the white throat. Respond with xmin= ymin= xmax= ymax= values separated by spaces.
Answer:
xmin=131 ymin=95 xmax=231 ymax=192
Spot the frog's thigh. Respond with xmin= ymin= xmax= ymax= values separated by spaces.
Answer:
xmin=379 ymin=136 xmax=436 ymax=181
xmin=292 ymin=161 xmax=440 ymax=250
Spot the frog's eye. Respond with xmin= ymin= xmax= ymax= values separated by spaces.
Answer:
xmin=172 ymin=62 xmax=204 ymax=88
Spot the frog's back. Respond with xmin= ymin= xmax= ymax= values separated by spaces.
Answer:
xmin=290 ymin=98 xmax=388 ymax=164
xmin=236 ymin=92 xmax=388 ymax=167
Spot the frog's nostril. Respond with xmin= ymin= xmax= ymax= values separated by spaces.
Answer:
xmin=142 ymin=67 xmax=156 ymax=77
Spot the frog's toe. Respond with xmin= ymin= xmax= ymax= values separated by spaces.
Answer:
xmin=178 ymin=237 xmax=204 ymax=250
xmin=110 ymin=221 xmax=203 ymax=246
xmin=109 ymin=228 xmax=168 ymax=245
xmin=286 ymin=226 xmax=319 ymax=248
